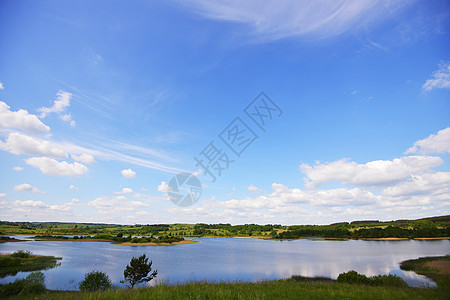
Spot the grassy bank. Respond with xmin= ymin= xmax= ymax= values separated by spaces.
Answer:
xmin=400 ymin=255 xmax=450 ymax=294
xmin=0 ymin=251 xmax=61 ymax=278
xmin=5 ymin=280 xmax=446 ymax=300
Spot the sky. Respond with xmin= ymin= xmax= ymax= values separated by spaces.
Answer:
xmin=0 ymin=0 xmax=449 ymax=225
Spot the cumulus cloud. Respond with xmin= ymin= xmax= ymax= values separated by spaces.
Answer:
xmin=405 ymin=127 xmax=450 ymax=155
xmin=12 ymin=199 xmax=71 ymax=211
xmin=0 ymin=101 xmax=50 ymax=134
xmin=0 ymin=132 xmax=67 ymax=158
xmin=13 ymin=166 xmax=23 ymax=171
xmin=121 ymin=168 xmax=136 ymax=178
xmin=71 ymin=153 xmax=96 ymax=164
xmin=69 ymin=184 xmax=78 ymax=190
xmin=0 ymin=82 xmax=4 ymax=89
xmin=14 ymin=183 xmax=45 ymax=194
xmin=248 ymin=185 xmax=263 ymax=193
xmin=115 ymin=187 xmax=133 ymax=194
xmin=25 ymin=157 xmax=88 ymax=176
xmin=13 ymin=200 xmax=48 ymax=208
xmin=300 ymin=156 xmax=443 ymax=188
xmin=183 ymin=0 xmax=411 ymax=42
xmin=423 ymin=61 xmax=450 ymax=91
xmin=0 ymin=193 xmax=6 ymax=198
xmin=382 ymin=172 xmax=450 ymax=198
xmin=88 ymin=196 xmax=118 ymax=208
xmin=157 ymin=181 xmax=169 ymax=193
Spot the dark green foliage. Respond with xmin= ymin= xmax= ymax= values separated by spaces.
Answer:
xmin=122 ymin=254 xmax=157 ymax=288
xmin=0 ymin=252 xmax=61 ymax=278
xmin=127 ymin=235 xmax=183 ymax=244
xmin=79 ymin=271 xmax=112 ymax=291
xmin=0 ymin=271 xmax=46 ymax=297
xmin=290 ymin=275 xmax=334 ymax=282
xmin=371 ymin=274 xmax=407 ymax=287
xmin=10 ymin=250 xmax=31 ymax=258
xmin=337 ymin=271 xmax=407 ymax=287
xmin=337 ymin=270 xmax=372 ymax=284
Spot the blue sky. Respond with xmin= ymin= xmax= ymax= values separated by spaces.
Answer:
xmin=0 ymin=0 xmax=449 ymax=225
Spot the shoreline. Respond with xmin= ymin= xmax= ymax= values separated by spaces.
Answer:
xmin=118 ymin=239 xmax=197 ymax=246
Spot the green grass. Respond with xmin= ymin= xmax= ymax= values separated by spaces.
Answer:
xmin=400 ymin=255 xmax=450 ymax=294
xmin=0 ymin=251 xmax=62 ymax=278
xmin=5 ymin=280 xmax=446 ymax=300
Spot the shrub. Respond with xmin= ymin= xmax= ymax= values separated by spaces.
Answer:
xmin=79 ymin=271 xmax=112 ymax=291
xmin=11 ymin=250 xmax=31 ymax=258
xmin=371 ymin=274 xmax=407 ymax=287
xmin=0 ymin=271 xmax=46 ymax=297
xmin=337 ymin=271 xmax=407 ymax=287
xmin=337 ymin=270 xmax=372 ymax=284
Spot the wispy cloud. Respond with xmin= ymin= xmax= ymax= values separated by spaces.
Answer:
xmin=423 ymin=61 xmax=450 ymax=91
xmin=182 ymin=0 xmax=412 ymax=42
xmin=38 ymin=90 xmax=76 ymax=127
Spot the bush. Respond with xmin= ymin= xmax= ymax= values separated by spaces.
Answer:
xmin=371 ymin=274 xmax=407 ymax=287
xmin=79 ymin=271 xmax=112 ymax=291
xmin=337 ymin=271 xmax=407 ymax=287
xmin=337 ymin=270 xmax=372 ymax=284
xmin=0 ymin=271 xmax=46 ymax=297
xmin=11 ymin=250 xmax=31 ymax=258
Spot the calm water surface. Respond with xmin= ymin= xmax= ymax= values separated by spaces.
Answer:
xmin=0 ymin=236 xmax=448 ymax=290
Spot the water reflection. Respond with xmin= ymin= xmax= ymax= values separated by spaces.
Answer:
xmin=0 ymin=236 xmax=447 ymax=290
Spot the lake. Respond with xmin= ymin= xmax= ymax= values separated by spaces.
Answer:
xmin=1 ymin=236 xmax=449 ymax=290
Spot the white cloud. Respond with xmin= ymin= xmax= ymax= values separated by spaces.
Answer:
xmin=121 ymin=168 xmax=136 ymax=178
xmin=69 ymin=184 xmax=78 ymax=190
xmin=60 ymin=114 xmax=76 ymax=127
xmin=382 ymin=172 xmax=450 ymax=198
xmin=71 ymin=153 xmax=96 ymax=164
xmin=12 ymin=200 xmax=71 ymax=211
xmin=88 ymin=196 xmax=118 ymax=208
xmin=115 ymin=187 xmax=133 ymax=194
xmin=183 ymin=0 xmax=410 ymax=42
xmin=13 ymin=200 xmax=48 ymax=208
xmin=38 ymin=90 xmax=76 ymax=127
xmin=157 ymin=181 xmax=169 ymax=193
xmin=405 ymin=127 xmax=450 ymax=155
xmin=300 ymin=156 xmax=443 ymax=188
xmin=25 ymin=157 xmax=88 ymax=177
xmin=0 ymin=193 xmax=6 ymax=198
xmin=38 ymin=90 xmax=72 ymax=118
xmin=14 ymin=183 xmax=45 ymax=194
xmin=0 ymin=132 xmax=67 ymax=158
xmin=248 ymin=184 xmax=263 ymax=193
xmin=0 ymin=101 xmax=50 ymax=134
xmin=13 ymin=166 xmax=23 ymax=171
xmin=0 ymin=82 xmax=4 ymax=89
xmin=423 ymin=61 xmax=450 ymax=91
xmin=129 ymin=200 xmax=148 ymax=207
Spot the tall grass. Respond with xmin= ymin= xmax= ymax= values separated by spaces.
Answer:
xmin=8 ymin=280 xmax=445 ymax=300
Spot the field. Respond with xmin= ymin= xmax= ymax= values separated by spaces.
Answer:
xmin=4 ymin=279 xmax=446 ymax=300
xmin=1 ymin=215 xmax=449 ymax=241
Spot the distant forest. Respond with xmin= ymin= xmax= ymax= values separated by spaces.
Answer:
xmin=1 ymin=215 xmax=449 ymax=240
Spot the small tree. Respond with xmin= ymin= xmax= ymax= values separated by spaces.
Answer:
xmin=122 ymin=254 xmax=157 ymax=288
xmin=79 ymin=271 xmax=112 ymax=291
